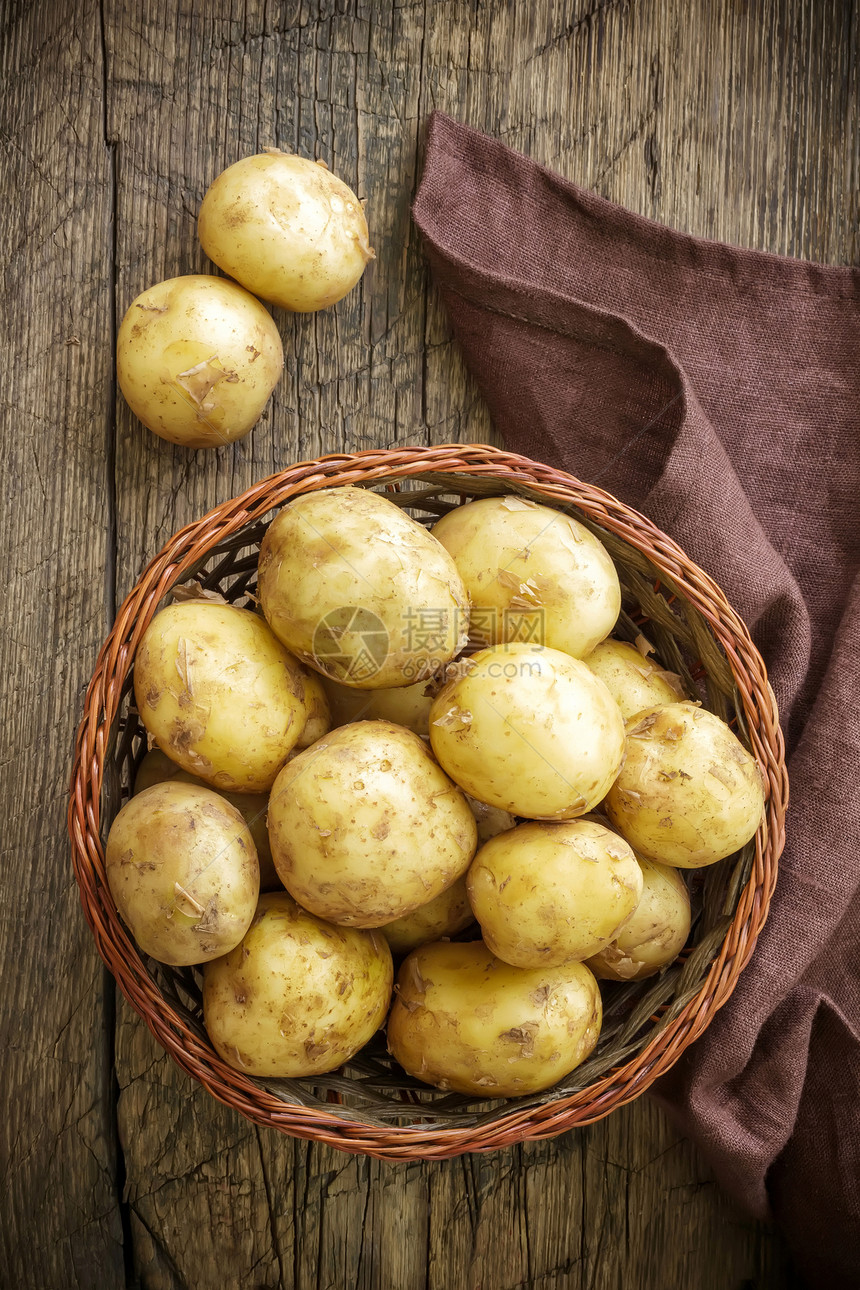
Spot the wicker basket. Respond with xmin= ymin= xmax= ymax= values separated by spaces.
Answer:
xmin=68 ymin=444 xmax=787 ymax=1159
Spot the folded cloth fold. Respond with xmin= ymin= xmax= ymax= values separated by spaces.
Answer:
xmin=413 ymin=111 xmax=860 ymax=1289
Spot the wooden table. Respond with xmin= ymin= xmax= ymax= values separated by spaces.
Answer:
xmin=3 ymin=2 xmax=852 ymax=1285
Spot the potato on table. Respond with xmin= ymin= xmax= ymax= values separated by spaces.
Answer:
xmin=117 ymin=274 xmax=283 ymax=448
xmin=429 ymin=644 xmax=626 ymax=819
xmin=106 ymin=782 xmax=259 ymax=966
xmin=258 ymin=487 xmax=469 ymax=689
xmin=605 ymin=701 xmax=765 ymax=867
xmin=204 ymin=892 xmax=393 ymax=1077
xmin=198 ymin=151 xmax=374 ymax=313
xmin=134 ymin=601 xmax=310 ymax=793
xmin=267 ymin=720 xmax=478 ymax=927
xmin=431 ymin=495 xmax=620 ymax=658
xmin=387 ymin=941 xmax=602 ymax=1097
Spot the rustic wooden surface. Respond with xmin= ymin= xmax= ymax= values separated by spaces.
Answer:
xmin=1 ymin=0 xmax=855 ymax=1286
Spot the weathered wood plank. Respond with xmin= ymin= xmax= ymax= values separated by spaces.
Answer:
xmin=0 ymin=2 xmax=125 ymax=1286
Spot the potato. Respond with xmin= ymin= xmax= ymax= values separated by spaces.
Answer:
xmin=267 ymin=721 xmax=477 ymax=927
xmin=604 ymin=702 xmax=765 ymax=867
xmin=198 ymin=151 xmax=374 ymax=312
xmin=431 ymin=496 xmax=620 ymax=658
xmin=133 ymin=749 xmax=281 ymax=891
xmin=105 ymin=782 xmax=259 ymax=965
xmin=387 ymin=941 xmax=602 ymax=1097
xmin=258 ymin=487 xmax=469 ymax=689
xmin=134 ymin=601 xmax=309 ymax=793
xmin=584 ymin=639 xmax=686 ymax=721
xmin=294 ymin=669 xmax=331 ymax=749
xmin=429 ymin=644 xmax=626 ymax=819
xmin=378 ymin=878 xmax=473 ymax=956
xmin=203 ymin=892 xmax=392 ymax=1077
xmin=321 ymin=674 xmax=435 ymax=738
xmin=588 ymin=858 xmax=690 ymax=981
xmin=467 ymin=819 xmax=643 ymax=967
xmin=117 ymin=275 xmax=283 ymax=448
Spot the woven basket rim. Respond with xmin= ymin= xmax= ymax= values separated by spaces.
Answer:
xmin=68 ymin=443 xmax=788 ymax=1159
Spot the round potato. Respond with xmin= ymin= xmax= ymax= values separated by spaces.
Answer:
xmin=429 ymin=644 xmax=626 ymax=819
xmin=431 ymin=496 xmax=620 ymax=658
xmin=378 ymin=877 xmax=474 ymax=956
xmin=268 ymin=721 xmax=477 ymax=927
xmin=203 ymin=892 xmax=393 ymax=1077
xmin=117 ymin=275 xmax=283 ymax=448
xmin=134 ymin=602 xmax=309 ymax=793
xmin=105 ymin=782 xmax=259 ymax=965
xmin=584 ymin=639 xmax=686 ymax=722
xmin=604 ymin=702 xmax=765 ymax=867
xmin=466 ymin=796 xmax=517 ymax=845
xmin=321 ymin=674 xmax=435 ymax=738
xmin=387 ymin=941 xmax=602 ymax=1097
xmin=467 ymin=819 xmax=643 ymax=967
xmin=198 ymin=151 xmax=374 ymax=312
xmin=133 ymin=749 xmax=280 ymax=891
xmin=588 ymin=858 xmax=690 ymax=981
xmin=258 ymin=487 xmax=469 ymax=689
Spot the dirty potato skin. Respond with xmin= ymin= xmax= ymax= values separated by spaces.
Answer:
xmin=267 ymin=721 xmax=478 ymax=928
xmin=198 ymin=151 xmax=374 ymax=313
xmin=431 ymin=496 xmax=621 ymax=658
xmin=294 ymin=669 xmax=331 ymax=749
xmin=133 ymin=749 xmax=281 ymax=891
xmin=257 ymin=488 xmax=470 ymax=690
xmin=605 ymin=702 xmax=765 ymax=868
xmin=387 ymin=941 xmax=602 ymax=1097
xmin=134 ymin=601 xmax=310 ymax=794
xmin=584 ymin=638 xmax=686 ymax=722
xmin=588 ymin=858 xmax=690 ymax=981
xmin=105 ymin=782 xmax=259 ymax=966
xmin=116 ymin=275 xmax=283 ymax=448
xmin=429 ymin=644 xmax=626 ymax=819
xmin=467 ymin=819 xmax=643 ymax=967
xmin=203 ymin=892 xmax=393 ymax=1077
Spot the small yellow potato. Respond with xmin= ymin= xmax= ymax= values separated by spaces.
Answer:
xmin=605 ymin=702 xmax=765 ymax=868
xmin=117 ymin=275 xmax=283 ymax=448
xmin=588 ymin=859 xmax=691 ymax=981
xmin=134 ymin=602 xmax=309 ymax=793
xmin=105 ymin=782 xmax=259 ymax=966
xmin=584 ymin=639 xmax=686 ymax=722
xmin=378 ymin=878 xmax=473 ymax=956
xmin=294 ymin=669 xmax=331 ymax=749
xmin=268 ymin=721 xmax=477 ymax=927
xmin=198 ymin=151 xmax=374 ymax=312
xmin=203 ymin=892 xmax=393 ymax=1077
xmin=133 ymin=750 xmax=281 ymax=891
xmin=258 ymin=487 xmax=469 ymax=689
xmin=467 ymin=819 xmax=643 ymax=967
xmin=387 ymin=941 xmax=602 ymax=1097
xmin=431 ymin=496 xmax=620 ymax=658
xmin=321 ymin=674 xmax=436 ymax=738
xmin=429 ymin=644 xmax=626 ymax=819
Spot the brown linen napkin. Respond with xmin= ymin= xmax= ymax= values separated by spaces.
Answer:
xmin=413 ymin=112 xmax=860 ymax=1289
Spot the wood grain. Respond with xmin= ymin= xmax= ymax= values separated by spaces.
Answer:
xmin=2 ymin=0 xmax=855 ymax=1285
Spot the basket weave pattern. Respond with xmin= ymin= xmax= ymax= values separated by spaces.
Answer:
xmin=68 ymin=445 xmax=787 ymax=1159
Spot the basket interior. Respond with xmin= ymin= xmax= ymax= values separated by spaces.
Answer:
xmin=101 ymin=472 xmax=757 ymax=1129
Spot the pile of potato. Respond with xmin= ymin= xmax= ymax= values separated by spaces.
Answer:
xmin=107 ymin=487 xmax=765 ymax=1100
